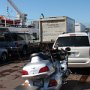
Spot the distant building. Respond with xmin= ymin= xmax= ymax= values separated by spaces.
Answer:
xmin=30 ymin=20 xmax=39 ymax=40
xmin=32 ymin=21 xmax=39 ymax=29
xmin=75 ymin=22 xmax=86 ymax=32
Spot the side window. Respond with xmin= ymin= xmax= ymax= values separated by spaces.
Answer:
xmin=17 ymin=34 xmax=24 ymax=40
xmin=32 ymin=33 xmax=37 ymax=40
xmin=5 ymin=33 xmax=13 ymax=41
xmin=12 ymin=34 xmax=18 ymax=41
xmin=26 ymin=34 xmax=31 ymax=40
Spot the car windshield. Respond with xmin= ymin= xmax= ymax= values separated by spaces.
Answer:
xmin=54 ymin=36 xmax=89 ymax=47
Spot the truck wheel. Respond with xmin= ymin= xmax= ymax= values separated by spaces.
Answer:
xmin=1 ymin=53 xmax=7 ymax=62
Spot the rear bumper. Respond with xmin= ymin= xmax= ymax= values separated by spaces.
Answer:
xmin=68 ymin=58 xmax=90 ymax=68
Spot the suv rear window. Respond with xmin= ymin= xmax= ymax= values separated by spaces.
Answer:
xmin=54 ymin=36 xmax=89 ymax=47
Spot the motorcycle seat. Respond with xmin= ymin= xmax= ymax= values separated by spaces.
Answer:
xmin=30 ymin=53 xmax=47 ymax=60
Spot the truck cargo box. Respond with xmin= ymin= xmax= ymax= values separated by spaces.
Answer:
xmin=39 ymin=16 xmax=75 ymax=43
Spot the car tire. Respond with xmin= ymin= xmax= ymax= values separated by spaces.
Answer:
xmin=22 ymin=47 xmax=28 ymax=56
xmin=1 ymin=52 xmax=8 ymax=62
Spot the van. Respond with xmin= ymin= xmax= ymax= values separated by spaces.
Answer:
xmin=53 ymin=32 xmax=90 ymax=68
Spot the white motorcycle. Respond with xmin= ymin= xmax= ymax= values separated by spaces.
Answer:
xmin=16 ymin=48 xmax=71 ymax=90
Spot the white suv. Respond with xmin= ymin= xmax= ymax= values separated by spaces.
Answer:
xmin=53 ymin=32 xmax=90 ymax=68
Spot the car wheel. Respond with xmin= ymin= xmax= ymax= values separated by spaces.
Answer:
xmin=22 ymin=47 xmax=28 ymax=56
xmin=1 ymin=52 xmax=7 ymax=62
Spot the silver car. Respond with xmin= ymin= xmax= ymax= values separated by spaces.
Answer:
xmin=53 ymin=32 xmax=90 ymax=68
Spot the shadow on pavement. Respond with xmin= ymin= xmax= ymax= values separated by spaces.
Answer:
xmin=0 ymin=55 xmax=30 ymax=67
xmin=61 ymin=80 xmax=90 ymax=90
xmin=70 ymin=68 xmax=90 ymax=75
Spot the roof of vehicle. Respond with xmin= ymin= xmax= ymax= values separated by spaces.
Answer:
xmin=58 ymin=32 xmax=88 ymax=37
xmin=1 ymin=31 xmax=30 ymax=34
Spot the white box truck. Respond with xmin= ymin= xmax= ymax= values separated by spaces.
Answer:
xmin=75 ymin=22 xmax=86 ymax=32
xmin=39 ymin=16 xmax=75 ymax=44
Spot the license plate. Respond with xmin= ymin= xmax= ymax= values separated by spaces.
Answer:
xmin=70 ymin=52 xmax=79 ymax=57
xmin=33 ymin=79 xmax=43 ymax=87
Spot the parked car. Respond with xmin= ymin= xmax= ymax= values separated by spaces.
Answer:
xmin=0 ymin=31 xmax=31 ymax=62
xmin=53 ymin=32 xmax=90 ymax=68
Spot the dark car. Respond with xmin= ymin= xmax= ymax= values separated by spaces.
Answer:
xmin=0 ymin=31 xmax=31 ymax=62
xmin=0 ymin=48 xmax=8 ymax=62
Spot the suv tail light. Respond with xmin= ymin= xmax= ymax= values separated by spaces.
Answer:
xmin=48 ymin=79 xmax=57 ymax=87
xmin=22 ymin=70 xmax=28 ymax=75
xmin=39 ymin=66 xmax=49 ymax=73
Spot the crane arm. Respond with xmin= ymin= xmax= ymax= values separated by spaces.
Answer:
xmin=7 ymin=0 xmax=22 ymax=15
xmin=7 ymin=0 xmax=27 ymax=26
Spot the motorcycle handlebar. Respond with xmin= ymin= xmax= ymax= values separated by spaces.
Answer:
xmin=50 ymin=47 xmax=71 ymax=61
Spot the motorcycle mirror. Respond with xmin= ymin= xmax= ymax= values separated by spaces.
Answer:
xmin=65 ymin=47 xmax=71 ymax=55
xmin=65 ymin=47 xmax=71 ymax=51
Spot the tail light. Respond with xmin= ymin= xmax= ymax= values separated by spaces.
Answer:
xmin=22 ymin=70 xmax=28 ymax=75
xmin=48 ymin=79 xmax=57 ymax=87
xmin=39 ymin=66 xmax=49 ymax=73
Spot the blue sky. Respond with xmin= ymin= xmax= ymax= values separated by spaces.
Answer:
xmin=0 ymin=0 xmax=90 ymax=27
